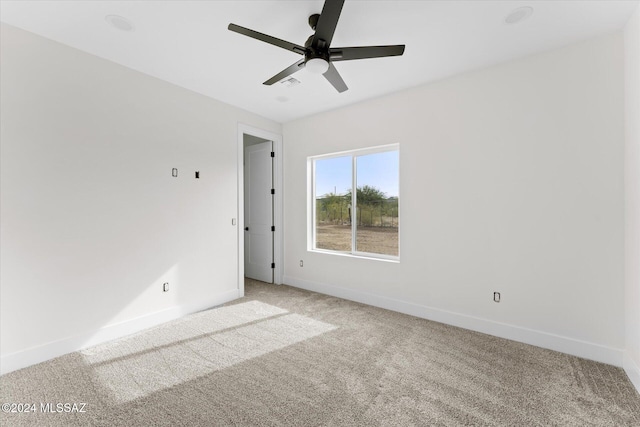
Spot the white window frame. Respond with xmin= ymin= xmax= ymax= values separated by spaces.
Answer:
xmin=308 ymin=144 xmax=400 ymax=262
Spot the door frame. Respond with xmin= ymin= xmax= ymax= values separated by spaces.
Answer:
xmin=237 ymin=123 xmax=283 ymax=295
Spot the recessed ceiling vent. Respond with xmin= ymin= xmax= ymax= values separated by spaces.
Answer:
xmin=280 ymin=77 xmax=301 ymax=88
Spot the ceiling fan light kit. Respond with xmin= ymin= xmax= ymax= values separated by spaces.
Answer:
xmin=305 ymin=58 xmax=330 ymax=74
xmin=228 ymin=0 xmax=405 ymax=93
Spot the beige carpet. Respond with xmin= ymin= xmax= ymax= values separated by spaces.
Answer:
xmin=1 ymin=279 xmax=638 ymax=426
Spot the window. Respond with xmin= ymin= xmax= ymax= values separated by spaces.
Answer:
xmin=309 ymin=144 xmax=399 ymax=260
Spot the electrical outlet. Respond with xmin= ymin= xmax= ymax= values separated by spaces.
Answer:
xmin=163 ymin=282 xmax=169 ymax=292
xmin=493 ymin=292 xmax=500 ymax=303
xmin=299 ymin=260 xmax=304 ymax=267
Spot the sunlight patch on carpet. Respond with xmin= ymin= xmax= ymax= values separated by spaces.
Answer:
xmin=80 ymin=301 xmax=337 ymax=403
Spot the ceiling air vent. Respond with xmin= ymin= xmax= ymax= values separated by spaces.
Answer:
xmin=280 ymin=77 xmax=301 ymax=88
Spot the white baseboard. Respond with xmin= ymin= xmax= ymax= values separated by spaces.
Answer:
xmin=0 ymin=288 xmax=241 ymax=376
xmin=623 ymin=351 xmax=640 ymax=394
xmin=283 ymin=276 xmax=623 ymax=367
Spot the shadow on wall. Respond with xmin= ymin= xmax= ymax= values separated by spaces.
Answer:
xmin=0 ymin=22 xmax=252 ymax=373
xmin=0 ymin=130 xmax=226 ymax=371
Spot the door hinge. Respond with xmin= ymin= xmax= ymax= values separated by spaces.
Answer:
xmin=271 ymin=188 xmax=275 ymax=195
xmin=270 ymin=151 xmax=275 ymax=158
xmin=271 ymin=226 xmax=275 ymax=232
xmin=271 ymin=263 xmax=275 ymax=269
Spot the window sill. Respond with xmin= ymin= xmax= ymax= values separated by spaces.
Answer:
xmin=309 ymin=249 xmax=400 ymax=263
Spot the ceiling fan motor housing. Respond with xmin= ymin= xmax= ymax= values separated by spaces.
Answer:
xmin=304 ymin=33 xmax=330 ymax=65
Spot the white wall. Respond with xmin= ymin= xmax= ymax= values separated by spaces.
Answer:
xmin=283 ymin=32 xmax=625 ymax=366
xmin=0 ymin=23 xmax=281 ymax=374
xmin=624 ymin=4 xmax=640 ymax=392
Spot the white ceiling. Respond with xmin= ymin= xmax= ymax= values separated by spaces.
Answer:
xmin=1 ymin=1 xmax=637 ymax=123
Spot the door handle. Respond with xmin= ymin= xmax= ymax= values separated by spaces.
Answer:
xmin=245 ymin=227 xmax=249 ymax=231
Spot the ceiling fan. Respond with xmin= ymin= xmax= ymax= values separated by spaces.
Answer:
xmin=228 ymin=0 xmax=405 ymax=93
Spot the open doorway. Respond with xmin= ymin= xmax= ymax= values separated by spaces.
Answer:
xmin=244 ymin=136 xmax=273 ymax=283
xmin=237 ymin=125 xmax=283 ymax=294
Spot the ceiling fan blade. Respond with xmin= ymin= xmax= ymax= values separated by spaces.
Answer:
xmin=263 ymin=59 xmax=306 ymax=85
xmin=228 ymin=23 xmax=306 ymax=55
xmin=323 ymin=63 xmax=348 ymax=93
xmin=330 ymin=45 xmax=405 ymax=62
xmin=312 ymin=0 xmax=345 ymax=47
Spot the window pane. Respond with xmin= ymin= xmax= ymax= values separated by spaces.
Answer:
xmin=315 ymin=156 xmax=352 ymax=252
xmin=355 ymin=150 xmax=399 ymax=256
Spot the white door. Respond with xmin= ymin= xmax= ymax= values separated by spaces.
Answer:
xmin=244 ymin=141 xmax=274 ymax=283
